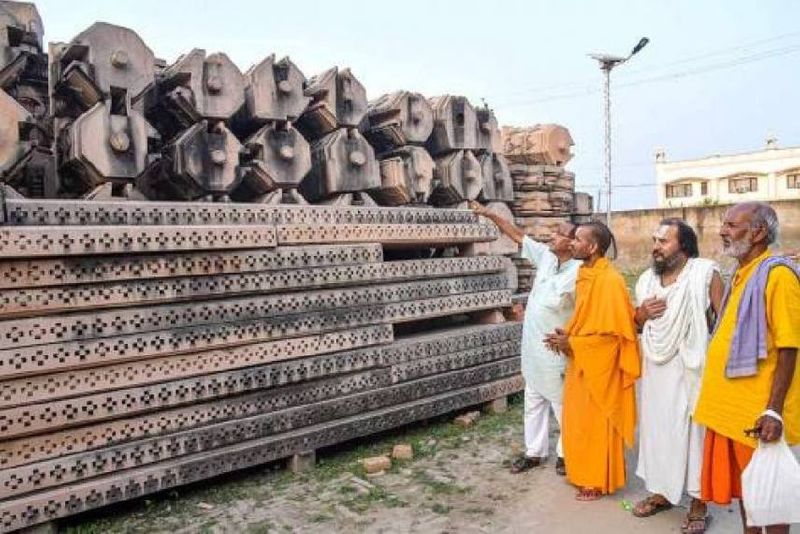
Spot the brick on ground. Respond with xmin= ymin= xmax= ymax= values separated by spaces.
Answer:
xmin=363 ymin=455 xmax=391 ymax=474
xmin=392 ymin=444 xmax=414 ymax=460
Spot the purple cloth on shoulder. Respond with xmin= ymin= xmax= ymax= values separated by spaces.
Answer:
xmin=715 ymin=255 xmax=800 ymax=378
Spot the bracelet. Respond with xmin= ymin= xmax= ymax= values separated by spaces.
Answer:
xmin=760 ymin=409 xmax=783 ymax=423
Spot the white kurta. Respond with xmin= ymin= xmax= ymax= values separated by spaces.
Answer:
xmin=520 ymin=236 xmax=580 ymax=402
xmin=635 ymin=258 xmax=718 ymax=505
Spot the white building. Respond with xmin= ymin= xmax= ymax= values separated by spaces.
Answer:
xmin=654 ymin=138 xmax=800 ymax=208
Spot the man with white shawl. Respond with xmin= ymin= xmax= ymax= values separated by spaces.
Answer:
xmin=632 ymin=219 xmax=723 ymax=534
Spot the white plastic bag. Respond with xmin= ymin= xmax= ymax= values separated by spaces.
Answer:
xmin=742 ymin=433 xmax=800 ymax=527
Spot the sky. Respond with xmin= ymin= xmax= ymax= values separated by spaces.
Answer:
xmin=30 ymin=0 xmax=800 ymax=211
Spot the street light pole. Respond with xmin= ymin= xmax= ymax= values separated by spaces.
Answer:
xmin=590 ymin=37 xmax=649 ymax=227
xmin=602 ymin=64 xmax=612 ymax=226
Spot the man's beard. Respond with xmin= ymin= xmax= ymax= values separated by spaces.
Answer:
xmin=722 ymin=234 xmax=752 ymax=259
xmin=652 ymin=253 xmax=682 ymax=275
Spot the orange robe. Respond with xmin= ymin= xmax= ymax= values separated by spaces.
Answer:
xmin=562 ymin=257 xmax=641 ymax=494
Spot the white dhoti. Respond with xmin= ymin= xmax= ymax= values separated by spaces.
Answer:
xmin=635 ymin=258 xmax=718 ymax=505
xmin=636 ymin=355 xmax=705 ymax=502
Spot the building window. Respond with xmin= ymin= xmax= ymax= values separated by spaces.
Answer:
xmin=666 ymin=183 xmax=692 ymax=198
xmin=788 ymin=174 xmax=800 ymax=189
xmin=700 ymin=182 xmax=708 ymax=195
xmin=728 ymin=176 xmax=758 ymax=194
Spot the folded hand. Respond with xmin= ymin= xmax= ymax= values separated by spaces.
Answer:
xmin=544 ymin=328 xmax=571 ymax=357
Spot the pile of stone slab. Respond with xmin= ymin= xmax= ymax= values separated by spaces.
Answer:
xmin=501 ymin=124 xmax=581 ymax=293
xmin=0 ymin=197 xmax=523 ymax=532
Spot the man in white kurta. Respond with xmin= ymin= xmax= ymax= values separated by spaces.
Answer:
xmin=468 ymin=201 xmax=579 ymax=474
xmin=632 ymin=219 xmax=722 ymax=533
xmin=518 ymin=231 xmax=580 ymax=472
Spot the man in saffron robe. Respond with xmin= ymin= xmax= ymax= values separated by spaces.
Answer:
xmin=693 ymin=202 xmax=800 ymax=534
xmin=545 ymin=221 xmax=641 ymax=501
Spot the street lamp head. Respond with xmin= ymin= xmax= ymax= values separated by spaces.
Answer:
xmin=630 ymin=37 xmax=649 ymax=57
xmin=589 ymin=37 xmax=650 ymax=69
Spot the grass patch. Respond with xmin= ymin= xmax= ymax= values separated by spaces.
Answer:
xmin=465 ymin=506 xmax=494 ymax=516
xmin=341 ymin=485 xmax=392 ymax=513
xmin=309 ymin=513 xmax=332 ymax=523
xmin=245 ymin=521 xmax=273 ymax=534
xmin=64 ymin=523 xmax=118 ymax=534
xmin=431 ymin=503 xmax=452 ymax=514
xmin=412 ymin=470 xmax=470 ymax=496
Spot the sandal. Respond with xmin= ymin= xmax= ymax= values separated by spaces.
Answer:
xmin=632 ymin=494 xmax=673 ymax=517
xmin=681 ymin=512 xmax=712 ymax=534
xmin=555 ymin=457 xmax=566 ymax=476
xmin=509 ymin=456 xmax=542 ymax=473
xmin=575 ymin=487 xmax=603 ymax=501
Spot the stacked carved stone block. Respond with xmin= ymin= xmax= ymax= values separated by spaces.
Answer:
xmin=0 ymin=198 xmax=522 ymax=532
xmin=1 ymin=4 xmax=517 ymax=215
xmin=425 ymin=96 xmax=513 ymax=209
xmin=502 ymin=124 xmax=578 ymax=293
xmin=362 ymin=91 xmax=435 ymax=206
xmin=0 ymin=1 xmax=53 ymax=198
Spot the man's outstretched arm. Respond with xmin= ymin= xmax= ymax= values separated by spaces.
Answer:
xmin=468 ymin=201 xmax=525 ymax=244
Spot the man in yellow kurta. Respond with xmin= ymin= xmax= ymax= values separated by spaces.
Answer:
xmin=546 ymin=221 xmax=641 ymax=501
xmin=693 ymin=202 xmax=800 ymax=534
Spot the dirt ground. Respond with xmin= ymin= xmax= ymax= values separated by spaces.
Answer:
xmin=61 ymin=396 xmax=796 ymax=534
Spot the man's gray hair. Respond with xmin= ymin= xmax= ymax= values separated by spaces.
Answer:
xmin=749 ymin=202 xmax=779 ymax=245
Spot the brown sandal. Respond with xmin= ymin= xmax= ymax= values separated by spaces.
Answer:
xmin=509 ymin=456 xmax=542 ymax=474
xmin=681 ymin=513 xmax=712 ymax=534
xmin=575 ymin=487 xmax=603 ymax=501
xmin=632 ymin=494 xmax=672 ymax=517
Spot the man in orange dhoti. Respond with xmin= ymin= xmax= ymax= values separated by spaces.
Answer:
xmin=545 ymin=221 xmax=641 ymax=501
xmin=693 ymin=202 xmax=800 ymax=534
